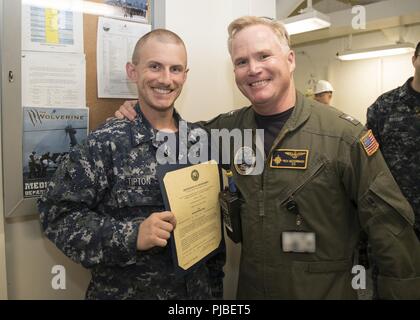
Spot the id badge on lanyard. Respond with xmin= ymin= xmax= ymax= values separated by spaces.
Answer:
xmin=281 ymin=198 xmax=316 ymax=253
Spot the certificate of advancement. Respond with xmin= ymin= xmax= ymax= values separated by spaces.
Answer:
xmin=162 ymin=160 xmax=222 ymax=271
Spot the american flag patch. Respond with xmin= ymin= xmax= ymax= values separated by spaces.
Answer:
xmin=360 ymin=130 xmax=379 ymax=156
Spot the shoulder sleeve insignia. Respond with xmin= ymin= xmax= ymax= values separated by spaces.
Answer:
xmin=228 ymin=108 xmax=244 ymax=117
xmin=360 ymin=129 xmax=379 ymax=156
xmin=339 ymin=113 xmax=360 ymax=126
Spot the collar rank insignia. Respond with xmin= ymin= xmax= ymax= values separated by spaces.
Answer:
xmin=339 ymin=113 xmax=360 ymax=126
xmin=360 ymin=129 xmax=379 ymax=156
xmin=270 ymin=149 xmax=309 ymax=169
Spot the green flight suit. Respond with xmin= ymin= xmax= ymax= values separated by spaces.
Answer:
xmin=205 ymin=91 xmax=420 ymax=299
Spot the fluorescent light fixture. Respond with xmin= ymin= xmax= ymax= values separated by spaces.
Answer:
xmin=337 ymin=43 xmax=416 ymax=61
xmin=282 ymin=9 xmax=331 ymax=35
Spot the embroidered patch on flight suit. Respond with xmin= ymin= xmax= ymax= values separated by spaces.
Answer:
xmin=360 ymin=130 xmax=379 ymax=156
xmin=234 ymin=146 xmax=257 ymax=175
xmin=270 ymin=149 xmax=309 ymax=169
xmin=339 ymin=113 xmax=360 ymax=126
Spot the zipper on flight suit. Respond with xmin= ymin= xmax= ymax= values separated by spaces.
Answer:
xmin=259 ymin=128 xmax=290 ymax=217
xmin=279 ymin=161 xmax=326 ymax=207
xmin=277 ymin=161 xmax=326 ymax=232
xmin=259 ymin=127 xmax=289 ymax=298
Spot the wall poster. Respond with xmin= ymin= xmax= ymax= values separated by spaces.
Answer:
xmin=22 ymin=107 xmax=89 ymax=198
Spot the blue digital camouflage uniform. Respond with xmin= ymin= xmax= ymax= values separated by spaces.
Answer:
xmin=367 ymin=77 xmax=420 ymax=234
xmin=38 ymin=104 xmax=225 ymax=300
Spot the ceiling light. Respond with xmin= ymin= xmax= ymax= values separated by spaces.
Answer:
xmin=337 ymin=43 xmax=415 ymax=61
xmin=282 ymin=9 xmax=331 ymax=35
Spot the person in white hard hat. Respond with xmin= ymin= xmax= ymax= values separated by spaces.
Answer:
xmin=314 ymin=80 xmax=334 ymax=105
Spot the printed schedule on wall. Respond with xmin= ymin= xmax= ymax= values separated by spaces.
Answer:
xmin=22 ymin=4 xmax=84 ymax=53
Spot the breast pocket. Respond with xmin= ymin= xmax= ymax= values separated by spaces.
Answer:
xmin=384 ymin=114 xmax=416 ymax=142
xmin=276 ymin=156 xmax=344 ymax=244
xmin=115 ymin=187 xmax=164 ymax=208
xmin=112 ymin=160 xmax=162 ymax=208
xmin=290 ymin=259 xmax=355 ymax=299
xmin=278 ymin=157 xmax=329 ymax=207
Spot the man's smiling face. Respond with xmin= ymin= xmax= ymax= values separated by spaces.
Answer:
xmin=127 ymin=38 xmax=188 ymax=113
xmin=231 ymin=24 xmax=295 ymax=114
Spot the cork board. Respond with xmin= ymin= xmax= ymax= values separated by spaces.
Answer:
xmin=84 ymin=0 xmax=147 ymax=130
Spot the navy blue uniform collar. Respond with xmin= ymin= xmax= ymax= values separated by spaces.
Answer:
xmin=400 ymin=77 xmax=420 ymax=102
xmin=130 ymin=103 xmax=187 ymax=148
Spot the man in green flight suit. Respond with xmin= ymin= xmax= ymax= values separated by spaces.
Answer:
xmin=116 ymin=16 xmax=420 ymax=299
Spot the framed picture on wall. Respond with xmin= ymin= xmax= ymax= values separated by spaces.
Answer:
xmin=105 ymin=0 xmax=151 ymax=23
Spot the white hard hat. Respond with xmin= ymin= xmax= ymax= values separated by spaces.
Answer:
xmin=314 ymin=80 xmax=334 ymax=94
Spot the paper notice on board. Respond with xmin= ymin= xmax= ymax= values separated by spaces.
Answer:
xmin=22 ymin=51 xmax=86 ymax=108
xmin=22 ymin=4 xmax=84 ymax=53
xmin=97 ymin=17 xmax=151 ymax=98
xmin=22 ymin=106 xmax=88 ymax=198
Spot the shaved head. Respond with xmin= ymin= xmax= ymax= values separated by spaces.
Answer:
xmin=132 ymin=29 xmax=187 ymax=65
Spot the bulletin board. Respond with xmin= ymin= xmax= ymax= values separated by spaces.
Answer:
xmin=86 ymin=0 xmax=152 ymax=129
xmin=85 ymin=3 xmax=120 ymax=130
xmin=1 ymin=0 xmax=154 ymax=217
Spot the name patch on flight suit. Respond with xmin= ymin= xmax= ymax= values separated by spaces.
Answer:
xmin=360 ymin=130 xmax=379 ymax=157
xmin=270 ymin=149 xmax=308 ymax=169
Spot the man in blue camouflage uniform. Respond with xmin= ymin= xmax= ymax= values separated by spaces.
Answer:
xmin=367 ymin=41 xmax=420 ymax=238
xmin=366 ymin=41 xmax=420 ymax=299
xmin=38 ymin=29 xmax=225 ymax=300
